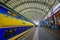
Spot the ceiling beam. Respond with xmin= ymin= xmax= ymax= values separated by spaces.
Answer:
xmin=40 ymin=0 xmax=57 ymax=21
xmin=22 ymin=11 xmax=44 ymax=15
xmin=19 ymin=7 xmax=48 ymax=13
xmin=23 ymin=11 xmax=45 ymax=21
xmin=13 ymin=1 xmax=51 ymax=10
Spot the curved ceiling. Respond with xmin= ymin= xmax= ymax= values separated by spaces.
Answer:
xmin=1 ymin=0 xmax=59 ymax=24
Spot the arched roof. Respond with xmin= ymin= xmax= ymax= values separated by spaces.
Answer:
xmin=0 ymin=0 xmax=59 ymax=23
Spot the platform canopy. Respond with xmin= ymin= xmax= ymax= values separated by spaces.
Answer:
xmin=0 ymin=0 xmax=59 ymax=24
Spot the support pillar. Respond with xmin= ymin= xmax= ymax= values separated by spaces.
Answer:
xmin=52 ymin=15 xmax=58 ymax=29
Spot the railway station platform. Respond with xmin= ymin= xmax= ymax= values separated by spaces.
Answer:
xmin=16 ymin=26 xmax=60 ymax=40
xmin=0 ymin=0 xmax=60 ymax=40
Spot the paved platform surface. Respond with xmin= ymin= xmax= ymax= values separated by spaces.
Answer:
xmin=17 ymin=26 xmax=60 ymax=40
xmin=33 ymin=26 xmax=60 ymax=40
xmin=33 ymin=27 xmax=38 ymax=40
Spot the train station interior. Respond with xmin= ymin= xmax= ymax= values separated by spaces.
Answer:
xmin=0 ymin=0 xmax=60 ymax=40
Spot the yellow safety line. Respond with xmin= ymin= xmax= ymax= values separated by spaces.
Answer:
xmin=9 ymin=28 xmax=33 ymax=40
